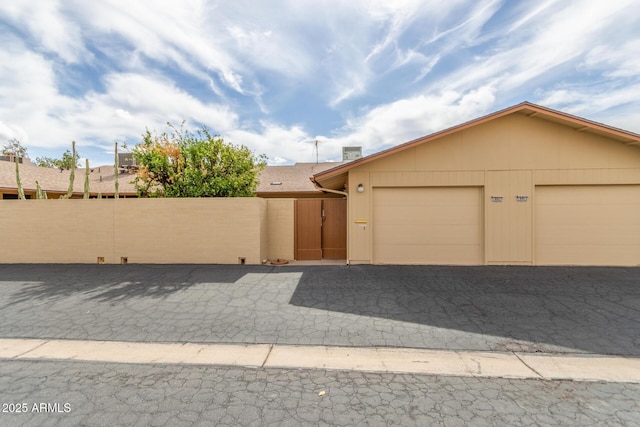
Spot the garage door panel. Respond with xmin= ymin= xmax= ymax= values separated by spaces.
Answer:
xmin=537 ymin=186 xmax=639 ymax=204
xmin=375 ymin=189 xmax=478 ymax=205
xmin=376 ymin=244 xmax=481 ymax=265
xmin=375 ymin=206 xmax=477 ymax=225
xmin=538 ymin=225 xmax=640 ymax=245
xmin=373 ymin=187 xmax=483 ymax=265
xmin=376 ymin=224 xmax=481 ymax=245
xmin=537 ymin=245 xmax=640 ymax=266
xmin=537 ymin=206 xmax=639 ymax=225
xmin=536 ymin=185 xmax=640 ymax=266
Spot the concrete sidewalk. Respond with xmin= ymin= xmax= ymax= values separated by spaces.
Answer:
xmin=2 ymin=338 xmax=639 ymax=384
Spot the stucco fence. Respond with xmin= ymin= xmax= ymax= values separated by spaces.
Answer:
xmin=0 ymin=198 xmax=294 ymax=264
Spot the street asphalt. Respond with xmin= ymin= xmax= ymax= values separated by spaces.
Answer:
xmin=2 ymin=359 xmax=639 ymax=426
xmin=1 ymin=264 xmax=639 ymax=426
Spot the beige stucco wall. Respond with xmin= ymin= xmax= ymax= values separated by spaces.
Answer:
xmin=347 ymin=112 xmax=640 ymax=265
xmin=0 ymin=198 xmax=274 ymax=264
xmin=266 ymin=198 xmax=295 ymax=261
xmin=361 ymin=113 xmax=640 ymax=173
xmin=0 ymin=199 xmax=116 ymax=263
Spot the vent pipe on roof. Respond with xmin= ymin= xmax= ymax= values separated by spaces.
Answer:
xmin=342 ymin=147 xmax=362 ymax=161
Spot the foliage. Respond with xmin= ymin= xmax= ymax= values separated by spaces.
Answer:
xmin=34 ymin=148 xmax=80 ymax=170
xmin=132 ymin=124 xmax=266 ymax=198
xmin=2 ymin=138 xmax=28 ymax=158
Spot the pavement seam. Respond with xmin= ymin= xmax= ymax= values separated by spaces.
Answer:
xmin=261 ymin=344 xmax=274 ymax=368
xmin=513 ymin=351 xmax=546 ymax=379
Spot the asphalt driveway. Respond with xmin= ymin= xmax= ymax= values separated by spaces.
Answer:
xmin=0 ymin=264 xmax=638 ymax=356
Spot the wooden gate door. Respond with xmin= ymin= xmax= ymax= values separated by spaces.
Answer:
xmin=295 ymin=199 xmax=322 ymax=260
xmin=295 ymin=199 xmax=347 ymax=260
xmin=321 ymin=199 xmax=347 ymax=259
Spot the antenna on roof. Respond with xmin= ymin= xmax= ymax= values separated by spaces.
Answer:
xmin=304 ymin=139 xmax=325 ymax=164
xmin=314 ymin=139 xmax=319 ymax=164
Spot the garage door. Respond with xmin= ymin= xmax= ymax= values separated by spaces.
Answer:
xmin=373 ymin=187 xmax=483 ymax=264
xmin=535 ymin=185 xmax=640 ymax=265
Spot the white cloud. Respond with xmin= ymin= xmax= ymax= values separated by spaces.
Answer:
xmin=0 ymin=0 xmax=89 ymax=63
xmin=330 ymin=86 xmax=496 ymax=154
xmin=422 ymin=0 xmax=501 ymax=48
xmin=325 ymin=0 xmax=488 ymax=106
xmin=226 ymin=122 xmax=313 ymax=165
xmin=504 ymin=0 xmax=558 ymax=34
xmin=0 ymin=121 xmax=27 ymax=144
xmin=0 ymin=41 xmax=238 ymax=156
xmin=363 ymin=2 xmax=423 ymax=63
xmin=1 ymin=0 xmax=639 ymax=167
xmin=435 ymin=0 xmax=640 ymax=97
xmin=536 ymin=82 xmax=640 ymax=134
xmin=0 ymin=40 xmax=77 ymax=146
xmin=581 ymin=40 xmax=640 ymax=78
xmin=67 ymin=0 xmax=245 ymax=94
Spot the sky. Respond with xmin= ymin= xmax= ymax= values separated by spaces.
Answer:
xmin=1 ymin=0 xmax=639 ymax=167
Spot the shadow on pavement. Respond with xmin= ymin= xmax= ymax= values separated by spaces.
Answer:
xmin=0 ymin=264 xmax=273 ymax=305
xmin=289 ymin=265 xmax=640 ymax=356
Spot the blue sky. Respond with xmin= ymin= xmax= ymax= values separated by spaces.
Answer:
xmin=1 ymin=0 xmax=639 ymax=167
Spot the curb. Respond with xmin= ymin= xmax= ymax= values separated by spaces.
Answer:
xmin=1 ymin=339 xmax=639 ymax=383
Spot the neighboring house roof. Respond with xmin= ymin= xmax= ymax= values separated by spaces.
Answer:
xmin=313 ymin=101 xmax=640 ymax=189
xmin=0 ymin=160 xmax=137 ymax=196
xmin=256 ymin=162 xmax=345 ymax=196
xmin=1 ymin=159 xmax=344 ymax=197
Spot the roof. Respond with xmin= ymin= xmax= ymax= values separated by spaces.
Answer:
xmin=1 ymin=159 xmax=345 ymax=197
xmin=0 ymin=160 xmax=137 ymax=196
xmin=313 ymin=101 xmax=640 ymax=189
xmin=256 ymin=162 xmax=345 ymax=195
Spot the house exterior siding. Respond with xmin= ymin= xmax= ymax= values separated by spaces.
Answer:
xmin=345 ymin=112 xmax=640 ymax=266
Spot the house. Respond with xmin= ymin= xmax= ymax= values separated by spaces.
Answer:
xmin=311 ymin=101 xmax=640 ymax=266
xmin=3 ymin=101 xmax=639 ymax=266
xmin=0 ymin=161 xmax=137 ymax=199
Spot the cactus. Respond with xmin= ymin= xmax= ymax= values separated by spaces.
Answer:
xmin=35 ymin=181 xmax=45 ymax=199
xmin=84 ymin=158 xmax=90 ymax=199
xmin=15 ymin=156 xmax=26 ymax=200
xmin=114 ymin=142 xmax=119 ymax=198
xmin=61 ymin=141 xmax=77 ymax=199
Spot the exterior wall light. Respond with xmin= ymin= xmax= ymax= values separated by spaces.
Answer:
xmin=357 ymin=183 xmax=364 ymax=193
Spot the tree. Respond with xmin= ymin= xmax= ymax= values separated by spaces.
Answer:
xmin=2 ymin=138 xmax=28 ymax=158
xmin=132 ymin=123 xmax=266 ymax=197
xmin=34 ymin=149 xmax=80 ymax=170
